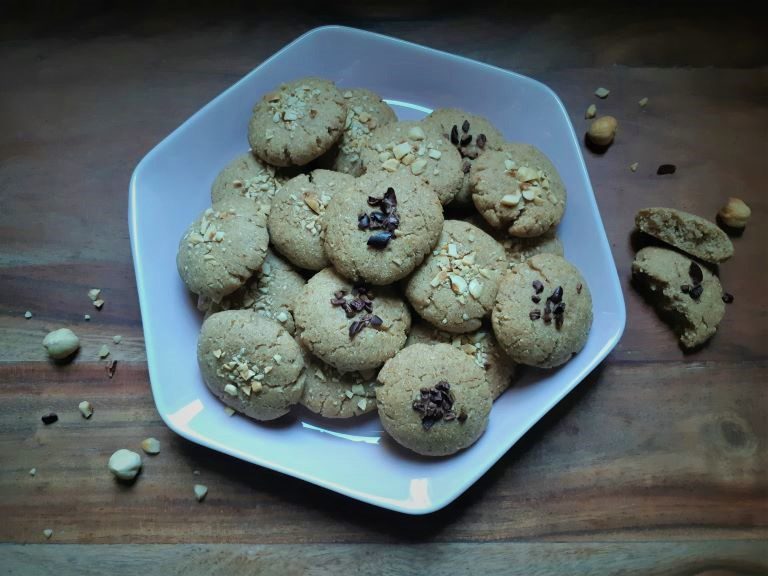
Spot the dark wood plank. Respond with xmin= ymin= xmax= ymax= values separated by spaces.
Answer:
xmin=0 ymin=5 xmax=766 ymax=567
xmin=1 ymin=542 xmax=766 ymax=576
xmin=0 ymin=362 xmax=764 ymax=543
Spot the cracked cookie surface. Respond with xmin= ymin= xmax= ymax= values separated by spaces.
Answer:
xmin=492 ymin=253 xmax=592 ymax=368
xmin=268 ymin=169 xmax=355 ymax=271
xmin=376 ymin=343 xmax=492 ymax=456
xmin=293 ymin=267 xmax=411 ymax=373
xmin=405 ymin=220 xmax=506 ymax=334
xmin=470 ymin=142 xmax=566 ymax=237
xmin=198 ymin=311 xmax=305 ymax=421
xmin=323 ymin=170 xmax=443 ymax=285
xmin=177 ymin=203 xmax=268 ymax=302
xmin=248 ymin=77 xmax=347 ymax=167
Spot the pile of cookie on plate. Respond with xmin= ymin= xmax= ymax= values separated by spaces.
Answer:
xmin=177 ymin=77 xmax=593 ymax=457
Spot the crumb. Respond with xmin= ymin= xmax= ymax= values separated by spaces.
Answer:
xmin=630 ymin=162 xmax=639 ymax=172
xmin=193 ymin=484 xmax=209 ymax=502
xmin=84 ymin=314 xmax=91 ymax=321
xmin=639 ymin=97 xmax=649 ymax=107
xmin=594 ymin=87 xmax=610 ymax=99
xmin=24 ymin=311 xmax=32 ymax=319
xmin=98 ymin=344 xmax=110 ymax=359
xmin=87 ymin=288 xmax=101 ymax=301
xmin=113 ymin=335 xmax=122 ymax=344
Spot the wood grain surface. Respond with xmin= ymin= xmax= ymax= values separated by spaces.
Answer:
xmin=0 ymin=2 xmax=766 ymax=574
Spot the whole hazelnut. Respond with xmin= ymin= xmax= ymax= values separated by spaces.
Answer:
xmin=587 ymin=116 xmax=618 ymax=147
xmin=718 ymin=197 xmax=751 ymax=229
xmin=42 ymin=328 xmax=80 ymax=360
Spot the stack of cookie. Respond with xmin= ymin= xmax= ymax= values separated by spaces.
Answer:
xmin=176 ymin=77 xmax=594 ymax=457
xmin=632 ymin=207 xmax=735 ymax=349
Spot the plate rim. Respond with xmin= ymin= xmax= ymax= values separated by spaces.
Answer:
xmin=128 ymin=24 xmax=627 ymax=515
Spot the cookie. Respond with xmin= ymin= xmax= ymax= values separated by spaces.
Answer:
xmin=499 ymin=230 xmax=564 ymax=268
xmin=376 ymin=343 xmax=492 ymax=456
xmin=177 ymin=204 xmax=268 ymax=302
xmin=299 ymin=348 xmax=378 ymax=418
xmin=470 ymin=143 xmax=566 ymax=237
xmin=197 ymin=311 xmax=305 ymax=421
xmin=405 ymin=220 xmax=507 ymax=333
xmin=323 ymin=170 xmax=443 ymax=285
xmin=423 ymin=108 xmax=506 ymax=207
xmin=632 ymin=247 xmax=726 ymax=349
xmin=268 ymin=169 xmax=355 ymax=270
xmin=293 ymin=267 xmax=411 ymax=372
xmin=332 ymin=88 xmax=398 ymax=176
xmin=210 ymin=151 xmax=284 ymax=216
xmin=635 ymin=207 xmax=734 ymax=263
xmin=206 ymin=250 xmax=305 ymax=334
xmin=492 ymin=254 xmax=593 ymax=368
xmin=407 ymin=321 xmax=516 ymax=400
xmin=248 ymin=77 xmax=347 ymax=167
xmin=360 ymin=121 xmax=463 ymax=204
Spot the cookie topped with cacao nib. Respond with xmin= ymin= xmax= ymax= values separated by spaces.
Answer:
xmin=293 ymin=267 xmax=411 ymax=373
xmin=360 ymin=120 xmax=464 ymax=205
xmin=248 ymin=77 xmax=348 ymax=167
xmin=376 ymin=343 xmax=492 ymax=456
xmin=323 ymin=170 xmax=443 ymax=285
xmin=492 ymin=254 xmax=592 ymax=368
xmin=424 ymin=108 xmax=506 ymax=207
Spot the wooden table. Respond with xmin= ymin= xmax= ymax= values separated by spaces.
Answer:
xmin=1 ymin=3 xmax=766 ymax=574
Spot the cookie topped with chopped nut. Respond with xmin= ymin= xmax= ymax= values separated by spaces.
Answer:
xmin=423 ymin=108 xmax=506 ymax=207
xmin=293 ymin=267 xmax=411 ymax=373
xmin=198 ymin=311 xmax=305 ymax=421
xmin=206 ymin=250 xmax=305 ymax=334
xmin=405 ymin=220 xmax=507 ymax=334
xmin=407 ymin=320 xmax=516 ymax=400
xmin=376 ymin=343 xmax=492 ymax=456
xmin=492 ymin=254 xmax=592 ymax=368
xmin=299 ymin=346 xmax=378 ymax=418
xmin=360 ymin=120 xmax=463 ymax=205
xmin=176 ymin=203 xmax=269 ymax=303
xmin=323 ymin=170 xmax=443 ymax=285
xmin=268 ymin=169 xmax=355 ymax=271
xmin=331 ymin=88 xmax=397 ymax=176
xmin=248 ymin=77 xmax=348 ymax=167
xmin=210 ymin=151 xmax=285 ymax=216
xmin=471 ymin=142 xmax=566 ymax=237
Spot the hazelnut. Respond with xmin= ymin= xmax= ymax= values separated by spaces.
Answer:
xmin=108 ymin=449 xmax=142 ymax=481
xmin=587 ymin=116 xmax=618 ymax=147
xmin=718 ymin=197 xmax=751 ymax=229
xmin=42 ymin=328 xmax=80 ymax=360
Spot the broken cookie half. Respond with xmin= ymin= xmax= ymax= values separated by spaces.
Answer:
xmin=632 ymin=247 xmax=725 ymax=349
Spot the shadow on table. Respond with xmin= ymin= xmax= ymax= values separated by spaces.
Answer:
xmin=173 ymin=361 xmax=606 ymax=541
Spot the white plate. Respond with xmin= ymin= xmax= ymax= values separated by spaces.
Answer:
xmin=129 ymin=25 xmax=626 ymax=514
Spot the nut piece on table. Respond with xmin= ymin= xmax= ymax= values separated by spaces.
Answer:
xmin=42 ymin=328 xmax=80 ymax=360
xmin=140 ymin=437 xmax=161 ymax=455
xmin=78 ymin=401 xmax=94 ymax=419
xmin=108 ymin=449 xmax=142 ymax=481
xmin=193 ymin=484 xmax=209 ymax=502
xmin=717 ymin=197 xmax=751 ymax=230
xmin=587 ymin=116 xmax=618 ymax=147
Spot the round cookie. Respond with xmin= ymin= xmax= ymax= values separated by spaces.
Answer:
xmin=293 ymin=267 xmax=411 ymax=373
xmin=268 ymin=169 xmax=355 ymax=271
xmin=176 ymin=204 xmax=268 ymax=302
xmin=299 ymin=348 xmax=378 ymax=418
xmin=332 ymin=88 xmax=398 ymax=176
xmin=405 ymin=220 xmax=506 ymax=333
xmin=210 ymin=151 xmax=284 ymax=216
xmin=492 ymin=254 xmax=593 ymax=368
xmin=424 ymin=108 xmax=506 ymax=207
xmin=248 ymin=77 xmax=347 ymax=167
xmin=323 ymin=170 xmax=443 ymax=285
xmin=360 ymin=121 xmax=463 ymax=205
xmin=376 ymin=343 xmax=492 ymax=456
xmin=197 ymin=311 xmax=305 ymax=421
xmin=206 ymin=250 xmax=305 ymax=334
xmin=407 ymin=321 xmax=516 ymax=400
xmin=470 ymin=142 xmax=566 ymax=237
